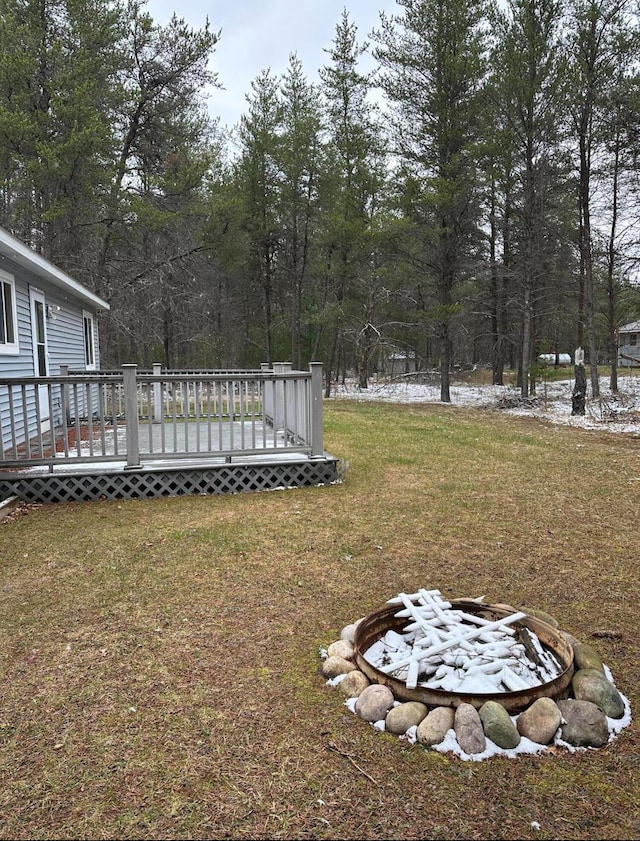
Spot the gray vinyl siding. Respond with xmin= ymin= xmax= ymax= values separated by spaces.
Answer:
xmin=2 ymin=255 xmax=102 ymax=375
xmin=1 ymin=256 xmax=104 ymax=451
xmin=46 ymin=298 xmax=89 ymax=373
xmin=1 ymin=267 xmax=33 ymax=375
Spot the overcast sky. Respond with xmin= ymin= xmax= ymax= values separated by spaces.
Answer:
xmin=145 ymin=0 xmax=399 ymax=130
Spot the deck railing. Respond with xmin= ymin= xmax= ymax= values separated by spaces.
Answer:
xmin=0 ymin=363 xmax=324 ymax=471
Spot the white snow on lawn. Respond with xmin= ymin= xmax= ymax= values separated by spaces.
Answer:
xmin=328 ymin=373 xmax=640 ymax=435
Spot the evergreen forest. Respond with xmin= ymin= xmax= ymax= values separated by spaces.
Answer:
xmin=3 ymin=0 xmax=640 ymax=399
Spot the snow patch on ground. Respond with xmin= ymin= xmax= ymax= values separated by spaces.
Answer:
xmin=327 ymin=373 xmax=640 ymax=435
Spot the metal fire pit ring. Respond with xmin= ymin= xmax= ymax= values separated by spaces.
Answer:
xmin=353 ymin=598 xmax=575 ymax=714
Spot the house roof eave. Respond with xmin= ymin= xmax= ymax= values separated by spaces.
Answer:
xmin=0 ymin=227 xmax=110 ymax=312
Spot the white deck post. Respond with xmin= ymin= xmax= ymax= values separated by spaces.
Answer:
xmin=273 ymin=362 xmax=289 ymax=435
xmin=122 ymin=364 xmax=141 ymax=468
xmin=261 ymin=363 xmax=274 ymax=427
xmin=152 ymin=362 xmax=163 ymax=423
xmin=310 ymin=362 xmax=323 ymax=457
xmin=59 ymin=365 xmax=70 ymax=428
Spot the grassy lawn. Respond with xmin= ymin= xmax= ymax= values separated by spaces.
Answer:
xmin=1 ymin=401 xmax=638 ymax=840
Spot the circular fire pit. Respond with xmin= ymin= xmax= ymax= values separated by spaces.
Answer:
xmin=353 ymin=598 xmax=575 ymax=714
xmin=321 ymin=589 xmax=630 ymax=758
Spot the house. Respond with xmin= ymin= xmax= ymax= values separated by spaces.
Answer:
xmin=0 ymin=226 xmax=339 ymax=505
xmin=0 ymin=230 xmax=338 ymax=502
xmin=617 ymin=321 xmax=640 ymax=367
xmin=0 ymin=225 xmax=110 ymax=450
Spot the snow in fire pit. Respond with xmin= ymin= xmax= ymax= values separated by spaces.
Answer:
xmin=320 ymin=590 xmax=632 ymax=761
xmin=364 ymin=589 xmax=562 ymax=695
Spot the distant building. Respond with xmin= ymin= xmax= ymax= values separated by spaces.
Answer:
xmin=382 ymin=348 xmax=419 ymax=377
xmin=617 ymin=321 xmax=640 ymax=367
xmin=538 ymin=352 xmax=572 ymax=367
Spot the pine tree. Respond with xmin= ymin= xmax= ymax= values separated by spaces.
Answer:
xmin=490 ymin=0 xmax=568 ymax=397
xmin=278 ymin=54 xmax=322 ymax=368
xmin=374 ymin=0 xmax=487 ymax=401
xmin=238 ymin=70 xmax=284 ymax=365
xmin=319 ymin=9 xmax=387 ymax=391
xmin=0 ymin=0 xmax=124 ymax=258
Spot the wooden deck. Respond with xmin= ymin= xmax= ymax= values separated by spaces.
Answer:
xmin=0 ymin=364 xmax=340 ymax=503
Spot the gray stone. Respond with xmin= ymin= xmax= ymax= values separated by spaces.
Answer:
xmin=572 ymin=668 xmax=625 ymax=719
xmin=327 ymin=639 xmax=355 ymax=661
xmin=321 ymin=655 xmax=357 ymax=679
xmin=573 ymin=643 xmax=604 ymax=673
xmin=416 ymin=706 xmax=455 ymax=747
xmin=337 ymin=670 xmax=370 ymax=698
xmin=355 ymin=684 xmax=395 ymax=722
xmin=558 ymin=699 xmax=609 ymax=748
xmin=479 ymin=700 xmax=521 ymax=750
xmin=454 ymin=703 xmax=486 ymax=756
xmin=340 ymin=620 xmax=362 ymax=644
xmin=385 ymin=701 xmax=428 ymax=735
xmin=560 ymin=630 xmax=581 ymax=649
xmin=516 ymin=697 xmax=562 ymax=744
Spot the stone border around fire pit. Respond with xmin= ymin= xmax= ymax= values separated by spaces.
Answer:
xmin=319 ymin=595 xmax=632 ymax=761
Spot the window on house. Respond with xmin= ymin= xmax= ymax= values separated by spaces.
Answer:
xmin=0 ymin=271 xmax=19 ymax=354
xmin=83 ymin=311 xmax=96 ymax=369
xmin=630 ymin=333 xmax=637 ymax=347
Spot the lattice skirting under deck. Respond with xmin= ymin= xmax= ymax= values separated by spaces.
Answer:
xmin=0 ymin=457 xmax=341 ymax=504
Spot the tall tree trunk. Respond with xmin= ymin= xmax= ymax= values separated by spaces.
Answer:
xmin=489 ymin=168 xmax=506 ymax=386
xmin=163 ymin=293 xmax=173 ymax=369
xmin=607 ymin=122 xmax=621 ymax=393
xmin=439 ymin=321 xmax=451 ymax=402
xmin=289 ymin=216 xmax=299 ymax=367
xmin=572 ymin=348 xmax=587 ymax=415
xmin=439 ymin=217 xmax=453 ymax=403
xmin=521 ymin=283 xmax=532 ymax=399
xmin=580 ymin=127 xmax=600 ymax=399
xmin=262 ymin=250 xmax=273 ymax=366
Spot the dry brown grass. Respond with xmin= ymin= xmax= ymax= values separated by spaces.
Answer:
xmin=1 ymin=401 xmax=639 ymax=840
